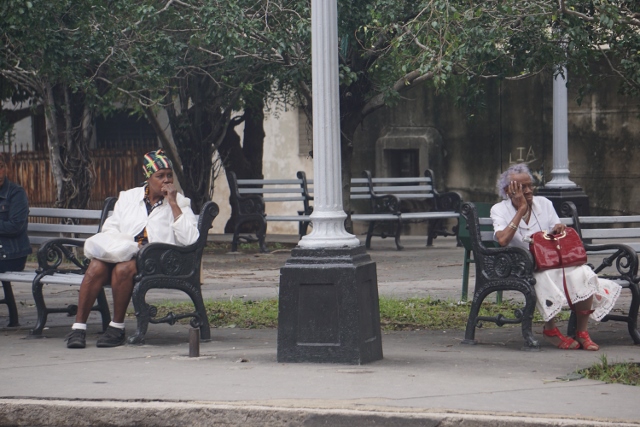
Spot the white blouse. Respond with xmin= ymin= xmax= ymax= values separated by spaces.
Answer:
xmin=490 ymin=196 xmax=560 ymax=251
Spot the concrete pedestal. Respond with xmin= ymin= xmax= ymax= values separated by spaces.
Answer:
xmin=277 ymin=245 xmax=383 ymax=364
xmin=537 ymin=186 xmax=590 ymax=216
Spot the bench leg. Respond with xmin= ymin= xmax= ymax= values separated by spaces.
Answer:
xmin=393 ymin=218 xmax=404 ymax=251
xmin=30 ymin=277 xmax=47 ymax=336
xmin=461 ymin=251 xmax=471 ymax=302
xmin=426 ymin=219 xmax=443 ymax=246
xmin=231 ymin=226 xmax=241 ymax=252
xmin=365 ymin=221 xmax=375 ymax=249
xmin=627 ymin=283 xmax=640 ymax=344
xmin=129 ymin=278 xmax=211 ymax=345
xmin=591 ymin=281 xmax=640 ymax=345
xmin=625 ymin=282 xmax=640 ymax=344
xmin=257 ymin=220 xmax=268 ymax=253
xmin=462 ymin=282 xmax=539 ymax=351
xmin=1 ymin=281 xmax=19 ymax=327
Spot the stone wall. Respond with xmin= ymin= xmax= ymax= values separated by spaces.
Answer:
xmin=352 ymin=72 xmax=640 ymax=216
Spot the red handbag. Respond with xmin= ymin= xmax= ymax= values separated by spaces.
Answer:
xmin=529 ymin=228 xmax=587 ymax=272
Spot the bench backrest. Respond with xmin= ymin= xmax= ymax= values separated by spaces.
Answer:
xmin=229 ymin=171 xmax=313 ymax=214
xmin=561 ymin=201 xmax=640 ymax=250
xmin=458 ymin=202 xmax=495 ymax=250
xmin=350 ymin=170 xmax=436 ymax=201
xmin=28 ymin=198 xmax=117 ymax=245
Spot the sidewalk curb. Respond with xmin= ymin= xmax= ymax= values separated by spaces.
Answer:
xmin=0 ymin=398 xmax=638 ymax=427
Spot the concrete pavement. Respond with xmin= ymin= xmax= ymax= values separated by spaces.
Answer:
xmin=1 ymin=235 xmax=639 ymax=426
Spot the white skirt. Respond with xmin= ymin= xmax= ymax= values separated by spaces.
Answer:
xmin=533 ymin=265 xmax=622 ymax=322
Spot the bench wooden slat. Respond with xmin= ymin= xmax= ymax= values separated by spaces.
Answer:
xmin=0 ymin=271 xmax=37 ymax=283
xmin=236 ymin=179 xmax=305 ymax=185
xmin=369 ymin=177 xmax=432 ymax=184
xmin=266 ymin=215 xmax=311 ymax=221
xmin=478 ymin=217 xmax=574 ymax=227
xmin=0 ymin=271 xmax=85 ymax=286
xmin=262 ymin=198 xmax=308 ymax=203
xmin=350 ymin=178 xmax=369 ymax=184
xmin=238 ymin=188 xmax=306 ymax=195
xmin=29 ymin=236 xmax=86 ymax=245
xmin=401 ymin=212 xmax=458 ymax=220
xmin=29 ymin=207 xmax=103 ymax=220
xmin=581 ymin=228 xmax=640 ymax=239
xmin=351 ymin=214 xmax=398 ymax=221
xmin=578 ymin=215 xmax=640 ymax=224
xmin=28 ymin=223 xmax=99 ymax=234
xmin=370 ymin=185 xmax=433 ymax=192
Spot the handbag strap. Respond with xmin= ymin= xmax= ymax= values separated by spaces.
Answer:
xmin=556 ymin=234 xmax=594 ymax=316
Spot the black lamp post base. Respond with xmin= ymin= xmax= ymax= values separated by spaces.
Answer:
xmin=277 ymin=245 xmax=383 ymax=364
xmin=537 ymin=186 xmax=590 ymax=216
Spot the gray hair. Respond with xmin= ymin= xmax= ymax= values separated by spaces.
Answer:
xmin=496 ymin=163 xmax=533 ymax=199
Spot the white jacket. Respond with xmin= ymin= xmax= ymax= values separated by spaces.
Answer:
xmin=101 ymin=186 xmax=199 ymax=246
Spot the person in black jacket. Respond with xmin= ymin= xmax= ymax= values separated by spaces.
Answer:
xmin=0 ymin=156 xmax=31 ymax=273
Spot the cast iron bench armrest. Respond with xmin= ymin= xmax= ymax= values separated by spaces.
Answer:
xmin=460 ymin=202 xmax=539 ymax=350
xmin=128 ymin=200 xmax=219 ymax=345
xmin=370 ymin=194 xmax=402 ymax=215
xmin=135 ymin=241 xmax=201 ymax=280
xmin=36 ymin=238 xmax=89 ymax=272
xmin=433 ymin=190 xmax=463 ymax=212
xmin=581 ymin=242 xmax=638 ymax=279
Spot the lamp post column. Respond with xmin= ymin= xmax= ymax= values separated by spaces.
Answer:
xmin=277 ymin=0 xmax=383 ymax=364
xmin=537 ymin=67 xmax=590 ymax=215
xmin=297 ymin=0 xmax=360 ymax=249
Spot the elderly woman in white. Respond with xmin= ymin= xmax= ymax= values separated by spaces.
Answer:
xmin=66 ymin=150 xmax=199 ymax=349
xmin=491 ymin=163 xmax=620 ymax=350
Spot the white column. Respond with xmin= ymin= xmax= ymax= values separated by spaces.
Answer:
xmin=298 ymin=0 xmax=359 ymax=249
xmin=545 ymin=66 xmax=577 ymax=188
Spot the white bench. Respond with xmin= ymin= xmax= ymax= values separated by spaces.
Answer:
xmin=349 ymin=170 xmax=461 ymax=250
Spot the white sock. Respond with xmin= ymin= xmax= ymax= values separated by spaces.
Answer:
xmin=72 ymin=323 xmax=87 ymax=331
xmin=109 ymin=321 xmax=125 ymax=330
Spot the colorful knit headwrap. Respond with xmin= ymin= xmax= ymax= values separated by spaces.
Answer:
xmin=142 ymin=149 xmax=173 ymax=179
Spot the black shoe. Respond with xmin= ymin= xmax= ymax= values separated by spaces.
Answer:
xmin=66 ymin=329 xmax=86 ymax=349
xmin=96 ymin=326 xmax=126 ymax=348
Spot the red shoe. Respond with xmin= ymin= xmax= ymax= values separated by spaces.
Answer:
xmin=576 ymin=330 xmax=599 ymax=351
xmin=543 ymin=327 xmax=580 ymax=350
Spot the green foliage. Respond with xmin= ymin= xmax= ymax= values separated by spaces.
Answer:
xmin=580 ymin=354 xmax=640 ymax=386
xmin=338 ymin=0 xmax=640 ymax=118
xmin=4 ymin=0 xmax=640 ymax=206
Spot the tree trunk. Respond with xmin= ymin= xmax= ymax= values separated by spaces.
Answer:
xmin=219 ymin=102 xmax=266 ymax=234
xmin=42 ymin=83 xmax=93 ymax=209
xmin=160 ymin=76 xmax=222 ymax=214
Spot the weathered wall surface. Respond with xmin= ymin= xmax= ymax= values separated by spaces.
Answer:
xmin=353 ymin=73 xmax=640 ymax=216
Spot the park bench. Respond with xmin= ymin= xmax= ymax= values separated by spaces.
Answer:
xmin=561 ymin=201 xmax=640 ymax=343
xmin=0 ymin=199 xmax=117 ymax=330
xmin=460 ymin=201 xmax=639 ymax=350
xmin=350 ymin=170 xmax=461 ymax=250
xmin=0 ymin=198 xmax=220 ymax=345
xmin=227 ymin=171 xmax=313 ymax=253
